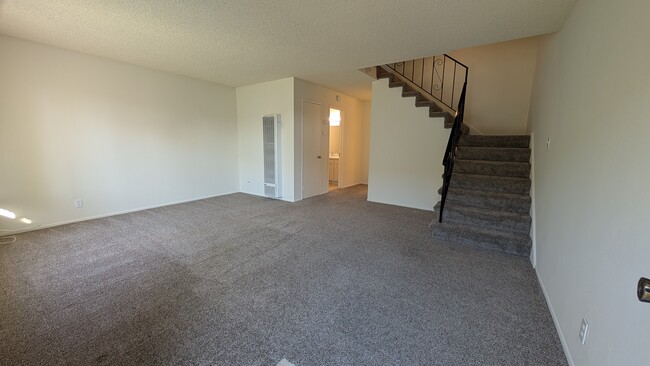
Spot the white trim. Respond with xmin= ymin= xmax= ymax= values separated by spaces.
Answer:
xmin=536 ymin=269 xmax=574 ymax=366
xmin=0 ymin=191 xmax=238 ymax=237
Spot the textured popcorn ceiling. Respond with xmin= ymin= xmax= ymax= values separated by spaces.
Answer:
xmin=0 ymin=0 xmax=574 ymax=96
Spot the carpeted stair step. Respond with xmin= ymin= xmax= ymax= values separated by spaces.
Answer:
xmin=388 ymin=75 xmax=405 ymax=88
xmin=454 ymin=159 xmax=531 ymax=178
xmin=428 ymin=104 xmax=444 ymax=114
xmin=439 ymin=186 xmax=531 ymax=214
xmin=431 ymin=218 xmax=532 ymax=257
xmin=450 ymin=173 xmax=531 ymax=194
xmin=402 ymin=85 xmax=419 ymax=97
xmin=459 ymin=135 xmax=530 ymax=148
xmin=434 ymin=202 xmax=531 ymax=234
xmin=415 ymin=96 xmax=437 ymax=108
xmin=376 ymin=67 xmax=390 ymax=79
xmin=456 ymin=146 xmax=531 ymax=162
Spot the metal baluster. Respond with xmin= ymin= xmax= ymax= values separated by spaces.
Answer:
xmin=429 ymin=58 xmax=432 ymax=94
xmin=420 ymin=58 xmax=424 ymax=88
xmin=451 ymin=63 xmax=457 ymax=109
xmin=440 ymin=55 xmax=447 ymax=104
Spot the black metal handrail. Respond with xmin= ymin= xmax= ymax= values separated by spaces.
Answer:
xmin=439 ymin=81 xmax=467 ymax=222
xmin=387 ymin=54 xmax=468 ymax=112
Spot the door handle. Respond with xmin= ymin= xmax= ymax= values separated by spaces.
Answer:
xmin=317 ymin=156 xmax=321 ymax=159
xmin=638 ymin=277 xmax=650 ymax=303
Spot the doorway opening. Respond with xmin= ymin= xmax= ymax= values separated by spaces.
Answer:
xmin=328 ymin=108 xmax=341 ymax=191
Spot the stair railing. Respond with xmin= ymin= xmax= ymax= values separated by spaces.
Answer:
xmin=439 ymin=81 xmax=467 ymax=222
xmin=386 ymin=54 xmax=468 ymax=113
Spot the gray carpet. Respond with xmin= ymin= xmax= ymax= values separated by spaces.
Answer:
xmin=0 ymin=185 xmax=567 ymax=365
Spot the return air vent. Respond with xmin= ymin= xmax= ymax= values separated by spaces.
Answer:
xmin=263 ymin=114 xmax=282 ymax=198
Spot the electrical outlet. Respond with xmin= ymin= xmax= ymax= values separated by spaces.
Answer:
xmin=74 ymin=199 xmax=83 ymax=208
xmin=579 ymin=318 xmax=589 ymax=345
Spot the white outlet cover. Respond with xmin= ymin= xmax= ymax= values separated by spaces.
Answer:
xmin=74 ymin=199 xmax=83 ymax=208
xmin=579 ymin=318 xmax=589 ymax=345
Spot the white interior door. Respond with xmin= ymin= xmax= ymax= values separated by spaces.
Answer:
xmin=303 ymin=101 xmax=328 ymax=199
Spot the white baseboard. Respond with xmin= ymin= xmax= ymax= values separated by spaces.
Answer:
xmin=535 ymin=269 xmax=574 ymax=366
xmin=0 ymin=191 xmax=239 ymax=237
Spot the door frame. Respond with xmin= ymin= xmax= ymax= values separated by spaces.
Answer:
xmin=301 ymin=99 xmax=328 ymax=199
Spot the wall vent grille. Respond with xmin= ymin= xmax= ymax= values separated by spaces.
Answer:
xmin=262 ymin=114 xmax=281 ymax=198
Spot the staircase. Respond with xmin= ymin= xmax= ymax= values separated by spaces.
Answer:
xmin=431 ymin=135 xmax=532 ymax=256
xmin=376 ymin=58 xmax=533 ymax=257
xmin=376 ymin=66 xmax=468 ymax=133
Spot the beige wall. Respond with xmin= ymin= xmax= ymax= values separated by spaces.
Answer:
xmin=367 ymin=78 xmax=449 ymax=211
xmin=0 ymin=35 xmax=239 ymax=232
xmin=329 ymin=126 xmax=341 ymax=154
xmin=450 ymin=37 xmax=539 ymax=135
xmin=527 ymin=0 xmax=650 ymax=365
xmin=236 ymin=78 xmax=295 ymax=201
xmin=293 ymin=78 xmax=369 ymax=199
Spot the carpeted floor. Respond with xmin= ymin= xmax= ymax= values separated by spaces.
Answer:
xmin=0 ymin=185 xmax=567 ymax=365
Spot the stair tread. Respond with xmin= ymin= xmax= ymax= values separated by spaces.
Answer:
xmin=431 ymin=219 xmax=531 ymax=256
xmin=462 ymin=134 xmax=530 ymax=138
xmin=436 ymin=201 xmax=531 ymax=221
xmin=459 ymin=135 xmax=530 ymax=148
xmin=454 ymin=159 xmax=530 ymax=178
xmin=455 ymin=159 xmax=530 ymax=166
xmin=439 ymin=187 xmax=531 ymax=214
xmin=433 ymin=219 xmax=531 ymax=240
xmin=376 ymin=67 xmax=390 ymax=77
xmin=449 ymin=173 xmax=530 ymax=194
xmin=441 ymin=186 xmax=531 ymax=201
xmin=435 ymin=201 xmax=531 ymax=236
xmin=456 ymin=146 xmax=531 ymax=162
xmin=451 ymin=172 xmax=530 ymax=182
xmin=458 ymin=146 xmax=530 ymax=151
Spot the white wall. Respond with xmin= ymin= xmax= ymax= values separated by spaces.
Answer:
xmin=236 ymin=78 xmax=295 ymax=201
xmin=527 ymin=0 xmax=650 ymax=365
xmin=367 ymin=78 xmax=449 ymax=211
xmin=0 ymin=35 xmax=239 ymax=232
xmin=450 ymin=37 xmax=539 ymax=135
xmin=293 ymin=78 xmax=369 ymax=199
